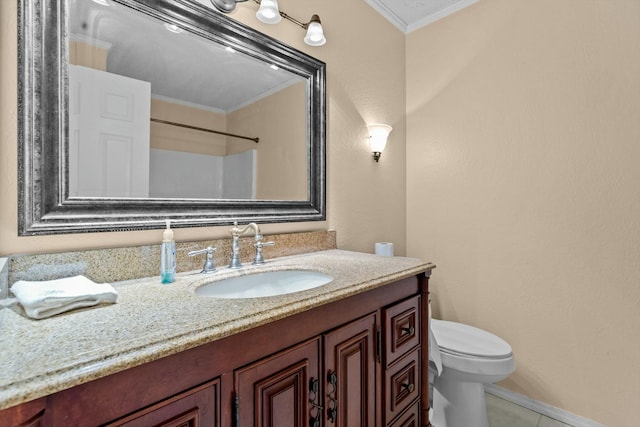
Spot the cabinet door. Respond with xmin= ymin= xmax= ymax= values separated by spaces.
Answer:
xmin=234 ymin=337 xmax=322 ymax=427
xmin=104 ymin=380 xmax=219 ymax=427
xmin=324 ymin=312 xmax=378 ymax=427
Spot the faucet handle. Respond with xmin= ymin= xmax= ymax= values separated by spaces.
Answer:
xmin=188 ymin=246 xmax=217 ymax=274
xmin=252 ymin=235 xmax=275 ymax=265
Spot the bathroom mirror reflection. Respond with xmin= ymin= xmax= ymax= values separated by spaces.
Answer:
xmin=68 ymin=0 xmax=307 ymax=200
xmin=18 ymin=0 xmax=326 ymax=235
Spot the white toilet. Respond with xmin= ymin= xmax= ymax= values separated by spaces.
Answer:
xmin=430 ymin=319 xmax=515 ymax=427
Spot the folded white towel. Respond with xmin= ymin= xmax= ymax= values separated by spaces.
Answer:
xmin=10 ymin=275 xmax=118 ymax=319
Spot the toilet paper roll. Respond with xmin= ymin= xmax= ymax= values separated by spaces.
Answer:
xmin=375 ymin=242 xmax=394 ymax=257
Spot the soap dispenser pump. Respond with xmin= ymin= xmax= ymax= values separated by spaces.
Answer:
xmin=161 ymin=220 xmax=176 ymax=284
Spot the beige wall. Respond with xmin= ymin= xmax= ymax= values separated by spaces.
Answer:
xmin=406 ymin=1 xmax=640 ymax=425
xmin=69 ymin=40 xmax=107 ymax=70
xmin=228 ymin=82 xmax=307 ymax=200
xmin=2 ymin=0 xmax=637 ymax=423
xmin=0 ymin=0 xmax=406 ymax=256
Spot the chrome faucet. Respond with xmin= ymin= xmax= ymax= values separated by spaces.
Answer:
xmin=252 ymin=234 xmax=276 ymax=265
xmin=228 ymin=222 xmax=261 ymax=268
xmin=188 ymin=246 xmax=217 ymax=273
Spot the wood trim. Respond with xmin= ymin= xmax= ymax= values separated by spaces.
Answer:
xmin=0 ymin=397 xmax=45 ymax=427
xmin=418 ymin=272 xmax=431 ymax=427
xmin=103 ymin=380 xmax=218 ymax=427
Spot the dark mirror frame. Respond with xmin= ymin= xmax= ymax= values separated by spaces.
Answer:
xmin=18 ymin=0 xmax=326 ymax=235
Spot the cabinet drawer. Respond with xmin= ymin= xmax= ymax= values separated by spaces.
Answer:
xmin=384 ymin=295 xmax=420 ymax=367
xmin=384 ymin=349 xmax=420 ymax=423
xmin=388 ymin=401 xmax=420 ymax=427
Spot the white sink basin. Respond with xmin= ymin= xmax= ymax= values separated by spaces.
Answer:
xmin=194 ymin=270 xmax=334 ymax=299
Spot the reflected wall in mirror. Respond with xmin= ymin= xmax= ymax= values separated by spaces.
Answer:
xmin=18 ymin=0 xmax=326 ymax=235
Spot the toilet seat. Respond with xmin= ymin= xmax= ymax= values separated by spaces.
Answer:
xmin=431 ymin=319 xmax=512 ymax=359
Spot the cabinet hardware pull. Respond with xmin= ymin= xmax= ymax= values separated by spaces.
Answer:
xmin=376 ymin=325 xmax=382 ymax=363
xmin=402 ymin=382 xmax=415 ymax=393
xmin=309 ymin=377 xmax=322 ymax=427
xmin=232 ymin=394 xmax=239 ymax=427
xmin=326 ymin=370 xmax=338 ymax=423
xmin=402 ymin=326 xmax=415 ymax=335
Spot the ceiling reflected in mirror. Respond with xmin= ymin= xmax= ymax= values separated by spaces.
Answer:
xmin=70 ymin=0 xmax=303 ymax=113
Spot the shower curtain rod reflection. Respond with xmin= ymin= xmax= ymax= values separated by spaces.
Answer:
xmin=150 ymin=118 xmax=260 ymax=143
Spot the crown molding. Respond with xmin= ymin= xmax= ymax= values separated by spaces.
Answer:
xmin=365 ymin=0 xmax=479 ymax=34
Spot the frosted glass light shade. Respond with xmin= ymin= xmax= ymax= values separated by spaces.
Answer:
xmin=256 ymin=0 xmax=281 ymax=24
xmin=304 ymin=15 xmax=326 ymax=46
xmin=368 ymin=124 xmax=392 ymax=153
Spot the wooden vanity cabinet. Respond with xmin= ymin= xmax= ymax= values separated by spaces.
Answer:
xmin=323 ymin=312 xmax=378 ymax=427
xmin=234 ymin=312 xmax=379 ymax=427
xmin=104 ymin=380 xmax=219 ymax=427
xmin=0 ymin=398 xmax=45 ymax=427
xmin=383 ymin=295 xmax=422 ymax=425
xmin=0 ymin=272 xmax=431 ymax=427
xmin=234 ymin=337 xmax=322 ymax=427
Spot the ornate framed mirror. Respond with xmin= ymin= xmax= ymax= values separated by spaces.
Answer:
xmin=18 ymin=0 xmax=326 ymax=235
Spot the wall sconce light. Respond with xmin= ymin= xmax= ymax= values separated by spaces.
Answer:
xmin=210 ymin=0 xmax=326 ymax=46
xmin=367 ymin=124 xmax=392 ymax=162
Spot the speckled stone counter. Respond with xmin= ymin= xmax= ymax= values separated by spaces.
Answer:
xmin=0 ymin=249 xmax=434 ymax=411
xmin=8 ymin=230 xmax=337 ymax=285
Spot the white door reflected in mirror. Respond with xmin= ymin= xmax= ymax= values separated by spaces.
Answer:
xmin=69 ymin=65 xmax=150 ymax=197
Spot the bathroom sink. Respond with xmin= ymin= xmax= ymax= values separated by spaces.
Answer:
xmin=194 ymin=270 xmax=334 ymax=299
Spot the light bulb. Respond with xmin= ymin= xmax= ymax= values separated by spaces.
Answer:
xmin=304 ymin=15 xmax=326 ymax=46
xmin=367 ymin=124 xmax=392 ymax=161
xmin=256 ymin=0 xmax=281 ymax=24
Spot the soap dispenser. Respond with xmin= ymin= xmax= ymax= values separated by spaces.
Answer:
xmin=161 ymin=220 xmax=176 ymax=284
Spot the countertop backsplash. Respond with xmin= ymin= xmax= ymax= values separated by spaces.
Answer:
xmin=5 ymin=230 xmax=337 ymax=288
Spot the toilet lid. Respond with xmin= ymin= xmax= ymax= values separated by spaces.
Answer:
xmin=431 ymin=319 xmax=512 ymax=359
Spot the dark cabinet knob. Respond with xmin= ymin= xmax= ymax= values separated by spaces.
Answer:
xmin=402 ymin=326 xmax=415 ymax=335
xmin=402 ymin=382 xmax=415 ymax=393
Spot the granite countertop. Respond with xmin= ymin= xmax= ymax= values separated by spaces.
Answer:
xmin=0 ymin=249 xmax=434 ymax=411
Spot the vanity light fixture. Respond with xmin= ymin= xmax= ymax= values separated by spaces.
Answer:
xmin=256 ymin=0 xmax=281 ymax=24
xmin=209 ymin=0 xmax=326 ymax=46
xmin=367 ymin=124 xmax=392 ymax=162
xmin=91 ymin=0 xmax=110 ymax=5
xmin=302 ymin=15 xmax=326 ymax=46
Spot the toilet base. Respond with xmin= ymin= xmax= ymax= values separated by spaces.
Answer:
xmin=432 ymin=374 xmax=489 ymax=427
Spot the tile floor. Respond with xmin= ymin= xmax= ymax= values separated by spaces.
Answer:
xmin=486 ymin=394 xmax=573 ymax=427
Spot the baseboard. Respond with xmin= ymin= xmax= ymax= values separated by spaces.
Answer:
xmin=484 ymin=384 xmax=608 ymax=427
